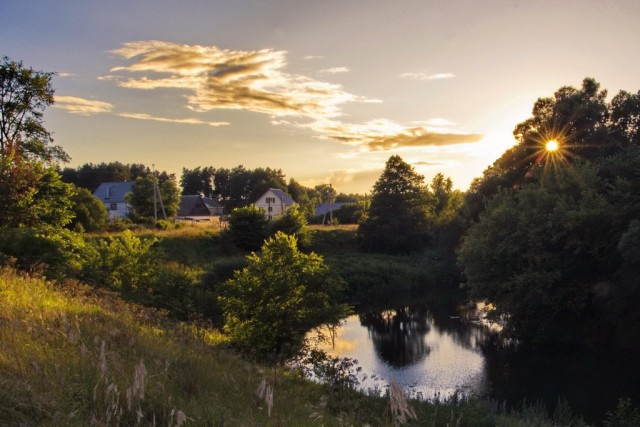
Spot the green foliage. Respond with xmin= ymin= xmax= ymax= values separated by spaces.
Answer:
xmin=0 ymin=56 xmax=67 ymax=163
xmin=0 ymin=160 xmax=76 ymax=229
xmin=126 ymin=174 xmax=181 ymax=221
xmin=268 ymin=204 xmax=311 ymax=246
xmin=458 ymin=163 xmax=616 ymax=344
xmin=68 ymin=186 xmax=108 ymax=232
xmin=84 ymin=230 xmax=158 ymax=292
xmin=219 ymin=232 xmax=349 ymax=362
xmin=359 ymin=155 xmax=433 ymax=254
xmin=60 ymin=161 xmax=148 ymax=192
xmin=0 ymin=227 xmax=88 ymax=280
xmin=226 ymin=205 xmax=268 ymax=251
xmin=603 ymin=398 xmax=640 ymax=427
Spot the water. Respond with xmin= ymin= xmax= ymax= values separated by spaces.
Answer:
xmin=314 ymin=303 xmax=640 ymax=422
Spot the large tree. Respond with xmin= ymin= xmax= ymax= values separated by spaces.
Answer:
xmin=126 ymin=174 xmax=181 ymax=221
xmin=358 ymin=155 xmax=433 ymax=254
xmin=0 ymin=159 xmax=75 ymax=229
xmin=0 ymin=57 xmax=67 ymax=163
xmin=218 ymin=232 xmax=348 ymax=362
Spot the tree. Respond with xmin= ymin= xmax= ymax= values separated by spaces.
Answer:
xmin=126 ymin=174 xmax=181 ymax=221
xmin=68 ymin=186 xmax=108 ymax=232
xmin=0 ymin=56 xmax=67 ymax=163
xmin=0 ymin=159 xmax=75 ymax=229
xmin=61 ymin=162 xmax=147 ymax=192
xmin=226 ymin=205 xmax=268 ymax=251
xmin=218 ymin=232 xmax=348 ymax=362
xmin=458 ymin=163 xmax=616 ymax=345
xmin=358 ymin=155 xmax=433 ymax=254
xmin=269 ymin=204 xmax=311 ymax=247
xmin=180 ymin=166 xmax=215 ymax=197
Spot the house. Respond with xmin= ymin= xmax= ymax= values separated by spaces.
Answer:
xmin=254 ymin=188 xmax=295 ymax=219
xmin=314 ymin=202 xmax=349 ymax=217
xmin=93 ymin=181 xmax=135 ymax=220
xmin=177 ymin=194 xmax=224 ymax=220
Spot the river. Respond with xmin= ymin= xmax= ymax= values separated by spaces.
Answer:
xmin=313 ymin=303 xmax=640 ymax=423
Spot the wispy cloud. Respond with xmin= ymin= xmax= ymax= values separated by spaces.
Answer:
xmin=399 ymin=72 xmax=455 ymax=80
xmin=106 ymin=41 xmax=480 ymax=152
xmin=108 ymin=40 xmax=369 ymax=120
xmin=54 ymin=95 xmax=113 ymax=115
xmin=320 ymin=67 xmax=350 ymax=74
xmin=57 ymin=72 xmax=76 ymax=78
xmin=310 ymin=118 xmax=482 ymax=151
xmin=118 ymin=112 xmax=229 ymax=126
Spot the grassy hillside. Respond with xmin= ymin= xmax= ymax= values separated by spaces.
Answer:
xmin=1 ymin=266 xmax=584 ymax=426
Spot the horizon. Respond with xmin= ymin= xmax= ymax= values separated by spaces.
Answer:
xmin=2 ymin=0 xmax=639 ymax=193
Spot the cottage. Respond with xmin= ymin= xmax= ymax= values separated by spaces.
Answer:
xmin=93 ymin=181 xmax=135 ymax=220
xmin=177 ymin=194 xmax=224 ymax=220
xmin=254 ymin=188 xmax=295 ymax=219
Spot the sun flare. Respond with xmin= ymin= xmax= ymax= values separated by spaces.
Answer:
xmin=545 ymin=140 xmax=559 ymax=152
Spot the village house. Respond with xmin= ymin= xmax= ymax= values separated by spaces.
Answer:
xmin=254 ymin=188 xmax=295 ymax=219
xmin=177 ymin=194 xmax=224 ymax=220
xmin=93 ymin=181 xmax=135 ymax=220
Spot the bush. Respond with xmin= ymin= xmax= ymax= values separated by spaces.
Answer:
xmin=0 ymin=227 xmax=90 ymax=280
xmin=226 ymin=205 xmax=268 ymax=251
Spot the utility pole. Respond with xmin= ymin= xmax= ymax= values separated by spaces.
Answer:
xmin=152 ymin=164 xmax=158 ymax=223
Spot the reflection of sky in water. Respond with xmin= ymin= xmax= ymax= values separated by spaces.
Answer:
xmin=317 ymin=313 xmax=489 ymax=399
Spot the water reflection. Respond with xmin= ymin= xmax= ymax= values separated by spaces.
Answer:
xmin=359 ymin=306 xmax=431 ymax=366
xmin=317 ymin=303 xmax=640 ymax=423
xmin=318 ymin=303 xmax=491 ymax=399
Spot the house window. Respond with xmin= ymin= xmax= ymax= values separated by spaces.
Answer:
xmin=266 ymin=197 xmax=276 ymax=204
xmin=110 ymin=203 xmax=118 ymax=211
xmin=268 ymin=206 xmax=273 ymax=212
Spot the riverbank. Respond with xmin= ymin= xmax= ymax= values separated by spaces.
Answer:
xmin=0 ymin=266 xmax=592 ymax=426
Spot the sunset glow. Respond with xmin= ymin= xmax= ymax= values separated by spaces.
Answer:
xmin=2 ymin=1 xmax=639 ymax=193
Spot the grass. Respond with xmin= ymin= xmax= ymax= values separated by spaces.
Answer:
xmin=1 ymin=265 xmax=594 ymax=426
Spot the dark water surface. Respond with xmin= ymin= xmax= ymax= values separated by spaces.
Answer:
xmin=316 ymin=304 xmax=640 ymax=423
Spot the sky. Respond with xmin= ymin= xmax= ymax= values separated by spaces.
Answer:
xmin=2 ymin=0 xmax=639 ymax=194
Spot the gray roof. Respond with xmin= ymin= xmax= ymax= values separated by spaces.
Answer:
xmin=314 ymin=202 xmax=349 ymax=216
xmin=93 ymin=181 xmax=135 ymax=203
xmin=265 ymin=188 xmax=295 ymax=206
xmin=178 ymin=195 xmax=223 ymax=217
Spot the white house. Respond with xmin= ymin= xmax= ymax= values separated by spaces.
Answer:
xmin=93 ymin=181 xmax=135 ymax=220
xmin=254 ymin=188 xmax=295 ymax=219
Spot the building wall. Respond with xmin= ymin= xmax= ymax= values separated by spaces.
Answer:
xmin=254 ymin=190 xmax=291 ymax=219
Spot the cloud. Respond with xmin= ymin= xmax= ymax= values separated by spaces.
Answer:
xmin=118 ymin=112 xmax=229 ymax=126
xmin=399 ymin=72 xmax=455 ymax=80
xmin=108 ymin=40 xmax=367 ymax=120
xmin=320 ymin=67 xmax=350 ymax=74
xmin=57 ymin=72 xmax=75 ymax=78
xmin=413 ymin=160 xmax=444 ymax=166
xmin=310 ymin=118 xmax=483 ymax=151
xmin=54 ymin=95 xmax=113 ymax=115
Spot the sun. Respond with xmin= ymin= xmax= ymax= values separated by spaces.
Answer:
xmin=545 ymin=139 xmax=559 ymax=152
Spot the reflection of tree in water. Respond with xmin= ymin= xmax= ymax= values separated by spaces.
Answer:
xmin=359 ymin=306 xmax=431 ymax=367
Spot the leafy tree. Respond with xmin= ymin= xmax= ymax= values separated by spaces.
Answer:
xmin=0 ymin=159 xmax=75 ymax=228
xmin=180 ymin=166 xmax=215 ymax=197
xmin=226 ymin=205 xmax=268 ymax=251
xmin=68 ymin=186 xmax=108 ymax=232
xmin=60 ymin=162 xmax=147 ymax=192
xmin=0 ymin=57 xmax=68 ymax=163
xmin=458 ymin=163 xmax=615 ymax=345
xmin=269 ymin=205 xmax=311 ymax=247
xmin=218 ymin=232 xmax=348 ymax=362
xmin=126 ymin=174 xmax=181 ymax=221
xmin=358 ymin=155 xmax=433 ymax=254
xmin=464 ymin=78 xmax=619 ymax=223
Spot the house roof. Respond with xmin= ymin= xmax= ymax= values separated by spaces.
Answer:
xmin=314 ymin=202 xmax=350 ymax=216
xmin=178 ymin=195 xmax=223 ymax=217
xmin=93 ymin=181 xmax=135 ymax=203
xmin=262 ymin=188 xmax=295 ymax=206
